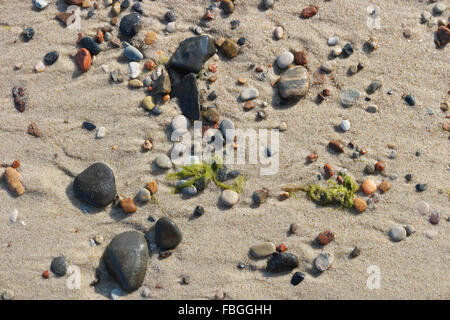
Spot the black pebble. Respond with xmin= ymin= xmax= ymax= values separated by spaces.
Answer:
xmin=73 ymin=162 xmax=117 ymax=207
xmin=342 ymin=43 xmax=354 ymax=57
xmin=165 ymin=10 xmax=176 ymax=22
xmin=194 ymin=176 xmax=208 ymax=192
xmin=51 ymin=256 xmax=68 ymax=276
xmin=266 ymin=252 xmax=299 ymax=273
xmin=44 ymin=51 xmax=59 ymax=65
xmin=290 ymin=272 xmax=305 ymax=286
xmin=79 ymin=37 xmax=100 ymax=56
xmin=152 ymin=106 xmax=162 ymax=115
xmin=132 ymin=2 xmax=143 ymax=13
xmin=154 ymin=217 xmax=182 ymax=250
xmin=405 ymin=174 xmax=412 ymax=182
xmin=121 ymin=0 xmax=130 ymax=9
xmin=193 ymin=205 xmax=205 ymax=217
xmin=405 ymin=94 xmax=415 ymax=106
xmin=83 ymin=121 xmax=96 ymax=131
xmin=217 ymin=166 xmax=227 ymax=182
xmin=226 ymin=170 xmax=239 ymax=180
xmin=22 ymin=27 xmax=34 ymax=41
xmin=237 ymin=37 xmax=246 ymax=46
xmin=208 ymin=90 xmax=217 ymax=101
xmin=416 ymin=183 xmax=427 ymax=192
xmin=119 ymin=13 xmax=142 ymax=38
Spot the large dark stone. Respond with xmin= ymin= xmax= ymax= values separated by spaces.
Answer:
xmin=119 ymin=13 xmax=142 ymax=38
xmin=170 ymin=72 xmax=201 ymax=120
xmin=73 ymin=162 xmax=116 ymax=207
xmin=169 ymin=35 xmax=216 ymax=74
xmin=154 ymin=217 xmax=182 ymax=250
xmin=103 ymin=231 xmax=149 ymax=293
xmin=266 ymin=252 xmax=299 ymax=273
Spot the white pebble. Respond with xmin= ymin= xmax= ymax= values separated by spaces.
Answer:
xmin=314 ymin=252 xmax=334 ymax=272
xmin=129 ymin=62 xmax=141 ymax=79
xmin=142 ymin=287 xmax=151 ymax=298
xmin=239 ymin=87 xmax=259 ymax=101
xmin=417 ymin=201 xmax=430 ymax=215
xmin=389 ymin=226 xmax=407 ymax=242
xmin=220 ymin=189 xmax=239 ymax=207
xmin=33 ymin=0 xmax=48 ymax=10
xmin=340 ymin=120 xmax=351 ymax=132
xmin=425 ymin=229 xmax=438 ymax=239
xmin=331 ymin=47 xmax=342 ymax=57
xmin=327 ymin=36 xmax=339 ymax=46
xmin=273 ymin=26 xmax=284 ymax=40
xmin=166 ymin=22 xmax=176 ymax=33
xmin=171 ymin=115 xmax=190 ymax=132
xmin=9 ymin=209 xmax=18 ymax=223
xmin=35 ymin=60 xmax=45 ymax=72
xmin=276 ymin=51 xmax=294 ymax=69
xmin=137 ymin=188 xmax=151 ymax=202
xmin=96 ymin=127 xmax=106 ymax=139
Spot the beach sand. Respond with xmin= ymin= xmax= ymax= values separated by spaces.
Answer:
xmin=0 ymin=0 xmax=449 ymax=299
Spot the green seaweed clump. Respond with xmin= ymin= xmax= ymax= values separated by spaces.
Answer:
xmin=166 ymin=157 xmax=246 ymax=194
xmin=305 ymin=173 xmax=359 ymax=208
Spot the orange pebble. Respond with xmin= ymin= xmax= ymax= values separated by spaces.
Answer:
xmin=162 ymin=94 xmax=170 ymax=103
xmin=75 ymin=48 xmax=92 ymax=73
xmin=361 ymin=179 xmax=377 ymax=195
xmin=12 ymin=160 xmax=20 ymax=169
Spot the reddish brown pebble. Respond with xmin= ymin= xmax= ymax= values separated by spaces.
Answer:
xmin=317 ymin=230 xmax=335 ymax=245
xmin=354 ymin=198 xmax=367 ymax=213
xmin=145 ymin=181 xmax=158 ymax=195
xmin=278 ymin=191 xmax=290 ymax=201
xmin=120 ymin=198 xmax=137 ymax=214
xmin=12 ymin=160 xmax=20 ymax=169
xmin=42 ymin=270 xmax=50 ymax=279
xmin=360 ymin=148 xmax=368 ymax=155
xmin=436 ymin=26 xmax=450 ymax=47
xmin=255 ymin=67 xmax=263 ymax=73
xmin=301 ymin=6 xmax=318 ymax=19
xmin=378 ymin=181 xmax=391 ymax=193
xmin=12 ymin=86 xmax=27 ymax=112
xmin=27 ymin=122 xmax=42 ymax=137
xmin=145 ymin=60 xmax=156 ymax=71
xmin=361 ymin=179 xmax=377 ymax=195
xmin=322 ymin=89 xmax=331 ymax=96
xmin=142 ymin=139 xmax=153 ymax=151
xmin=75 ymin=48 xmax=92 ymax=73
xmin=244 ymin=101 xmax=255 ymax=110
xmin=159 ymin=250 xmax=173 ymax=259
xmin=375 ymin=161 xmax=385 ymax=172
xmin=336 ymin=175 xmax=344 ymax=184
xmin=276 ymin=244 xmax=287 ymax=253
xmin=96 ymin=30 xmax=104 ymax=43
xmin=324 ymin=164 xmax=335 ymax=178
xmin=328 ymin=140 xmax=344 ymax=153
xmin=293 ymin=50 xmax=307 ymax=65
xmin=307 ymin=153 xmax=318 ymax=163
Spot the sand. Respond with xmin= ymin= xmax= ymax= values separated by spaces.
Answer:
xmin=0 ymin=0 xmax=449 ymax=300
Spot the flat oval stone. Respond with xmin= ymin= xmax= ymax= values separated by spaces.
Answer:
xmin=277 ymin=51 xmax=294 ymax=69
xmin=239 ymin=87 xmax=259 ymax=101
xmin=320 ymin=61 xmax=336 ymax=74
xmin=291 ymin=271 xmax=305 ymax=285
xmin=266 ymin=252 xmax=299 ymax=273
xmin=119 ymin=13 xmax=142 ymax=38
xmin=220 ymin=119 xmax=235 ymax=141
xmin=340 ymin=120 xmax=351 ymax=131
xmin=327 ymin=36 xmax=339 ymax=46
xmin=104 ymin=231 xmax=149 ymax=292
xmin=220 ymin=189 xmax=239 ymax=206
xmin=73 ymin=162 xmax=116 ymax=207
xmin=250 ymin=242 xmax=276 ymax=258
xmin=51 ymin=256 xmax=68 ymax=276
xmin=314 ymin=252 xmax=334 ymax=272
xmin=278 ymin=66 xmax=309 ymax=99
xmin=44 ymin=51 xmax=59 ymax=65
xmin=181 ymin=186 xmax=197 ymax=197
xmin=389 ymin=226 xmax=407 ymax=242
xmin=155 ymin=217 xmax=182 ymax=250
xmin=137 ymin=188 xmax=151 ymax=202
xmin=417 ymin=201 xmax=430 ymax=215
xmin=340 ymin=88 xmax=361 ymax=107
xmin=79 ymin=37 xmax=100 ymax=56
xmin=155 ymin=154 xmax=172 ymax=169
xmin=123 ymin=45 xmax=143 ymax=61
xmin=129 ymin=62 xmax=141 ymax=78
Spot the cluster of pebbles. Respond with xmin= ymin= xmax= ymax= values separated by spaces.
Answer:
xmin=2 ymin=0 xmax=448 ymax=299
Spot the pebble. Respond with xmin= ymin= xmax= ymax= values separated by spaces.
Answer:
xmin=388 ymin=150 xmax=397 ymax=159
xmin=367 ymin=80 xmax=382 ymax=94
xmin=166 ymin=22 xmax=176 ymax=33
xmin=365 ymin=164 xmax=375 ymax=175
xmin=2 ymin=290 xmax=14 ymax=300
xmin=129 ymin=62 xmax=141 ymax=79
xmin=404 ymin=94 xmax=415 ymax=106
xmin=94 ymin=235 xmax=104 ymax=244
xmin=350 ymin=247 xmax=361 ymax=258
xmin=110 ymin=287 xmax=124 ymax=300
xmin=328 ymin=140 xmax=344 ymax=153
xmin=434 ymin=3 xmax=446 ymax=15
xmin=278 ymin=66 xmax=309 ymax=99
xmin=361 ymin=179 xmax=377 ymax=195
xmin=165 ymin=10 xmax=176 ymax=22
xmin=22 ymin=27 xmax=35 ymax=41
xmin=132 ymin=2 xmax=143 ymax=13
xmin=317 ymin=230 xmax=335 ymax=245
xmin=119 ymin=13 xmax=142 ymax=37
xmin=273 ymin=26 xmax=284 ymax=40
xmin=340 ymin=120 xmax=351 ymax=132
xmin=291 ymin=272 xmax=305 ymax=286
xmin=239 ymin=87 xmax=259 ymax=101
xmin=293 ymin=50 xmax=307 ymax=65
xmin=79 ymin=37 xmax=100 ymax=56
xmin=172 ymin=115 xmax=190 ymax=132
xmin=83 ymin=121 xmax=96 ymax=131
xmin=9 ymin=208 xmax=18 ymax=223
xmin=123 ymin=45 xmax=143 ymax=61
xmin=320 ymin=61 xmax=336 ymax=73
xmin=429 ymin=211 xmax=441 ymax=225
xmin=389 ymin=226 xmax=407 ymax=242
xmin=35 ymin=60 xmax=45 ymax=72
xmin=314 ymin=252 xmax=334 ymax=272
xmin=145 ymin=181 xmax=157 ymax=195
xmin=129 ymin=79 xmax=143 ymax=88
xmin=331 ymin=47 xmax=342 ymax=57
xmin=417 ymin=201 xmax=430 ymax=215
xmin=170 ymin=35 xmax=216 ymax=73
xmin=220 ymin=38 xmax=239 ymax=59
xmin=194 ymin=205 xmax=205 ymax=217
xmin=354 ymin=198 xmax=368 ymax=213
xmin=155 ymin=154 xmax=172 ymax=169
xmin=415 ymin=183 xmax=427 ymax=192
xmin=264 ymin=0 xmax=274 ymax=9
xmin=250 ymin=242 xmax=276 ymax=258
xmin=96 ymin=127 xmax=106 ymax=139
xmin=421 ymin=11 xmax=432 ymax=23
xmin=378 ymin=181 xmax=391 ymax=193
xmin=301 ymin=5 xmax=318 ymax=19
xmin=104 ymin=231 xmax=148 ymax=293
xmin=405 ymin=226 xmax=415 ymax=237
xmin=289 ymin=223 xmax=298 ymax=234
xmin=141 ymin=96 xmax=154 ymax=111
xmin=182 ymin=186 xmax=197 ymax=197
xmin=340 ymin=89 xmax=361 ymax=107
xmin=33 ymin=0 xmax=48 ymax=10
xmin=155 ymin=217 xmax=182 ymax=250
xmin=4 ymin=167 xmax=25 ymax=196
xmin=44 ymin=51 xmax=59 ymax=65
xmin=276 ymin=51 xmax=294 ymax=69
xmin=366 ymin=105 xmax=378 ymax=113
xmin=137 ymin=188 xmax=151 ymax=202
xmin=327 ymin=36 xmax=339 ymax=46
xmin=425 ymin=229 xmax=438 ymax=239
xmin=342 ymin=43 xmax=354 ymax=57
xmin=75 ymin=48 xmax=92 ymax=73
xmin=221 ymin=0 xmax=234 ymax=14
xmin=51 ymin=256 xmax=68 ymax=276
xmin=220 ymin=189 xmax=239 ymax=206
xmin=266 ymin=252 xmax=299 ymax=273
xmin=73 ymin=162 xmax=116 ymax=207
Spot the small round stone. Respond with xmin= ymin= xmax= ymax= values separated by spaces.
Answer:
xmin=182 ymin=186 xmax=197 ymax=197
xmin=314 ymin=252 xmax=334 ymax=272
xmin=193 ymin=205 xmax=204 ymax=217
xmin=273 ymin=26 xmax=284 ymax=40
xmin=33 ymin=0 xmax=48 ymax=10
xmin=141 ymin=96 xmax=154 ymax=111
xmin=83 ymin=121 xmax=96 ymax=131
xmin=332 ymin=47 xmax=342 ymax=57
xmin=327 ymin=36 xmax=339 ymax=46
xmin=51 ymin=256 xmax=68 ymax=276
xmin=171 ymin=115 xmax=190 ymax=131
xmin=44 ymin=51 xmax=59 ymax=65
xmin=155 ymin=154 xmax=172 ymax=169
xmin=405 ymin=94 xmax=416 ymax=106
xmin=361 ymin=179 xmax=377 ymax=195
xmin=137 ymin=188 xmax=151 ymax=202
xmin=434 ymin=3 xmax=446 ymax=15
xmin=250 ymin=242 xmax=276 ymax=258
xmin=342 ymin=43 xmax=354 ymax=57
xmin=320 ymin=61 xmax=336 ymax=73
xmin=415 ymin=183 xmax=427 ymax=192
xmin=417 ymin=201 xmax=430 ymax=215
xmin=79 ymin=37 xmax=100 ymax=56
xmin=165 ymin=10 xmax=176 ymax=22
xmin=389 ymin=226 xmax=407 ymax=242
xmin=22 ymin=27 xmax=35 ymax=41
xmin=340 ymin=89 xmax=361 ymax=107
xmin=155 ymin=217 xmax=182 ymax=250
xmin=366 ymin=105 xmax=378 ymax=113
xmin=425 ymin=229 xmax=438 ymax=239
xmin=264 ymin=0 xmax=274 ymax=9
xmin=119 ymin=13 xmax=142 ymax=38
xmin=239 ymin=87 xmax=259 ymax=101
xmin=276 ymin=51 xmax=294 ymax=69
xmin=291 ymin=272 xmax=305 ymax=286
xmin=166 ymin=22 xmax=176 ymax=33
xmin=96 ymin=127 xmax=106 ymax=139
xmin=94 ymin=235 xmax=104 ymax=244
xmin=350 ymin=247 xmax=361 ymax=258
xmin=2 ymin=289 xmax=14 ymax=300
xmin=220 ymin=189 xmax=239 ymax=207
xmin=219 ymin=119 xmax=235 ymax=141
xmin=35 ymin=60 xmax=45 ymax=72
xmin=340 ymin=120 xmax=351 ymax=132
xmin=429 ymin=211 xmax=441 ymax=225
